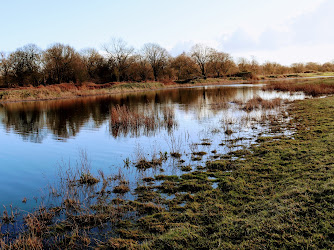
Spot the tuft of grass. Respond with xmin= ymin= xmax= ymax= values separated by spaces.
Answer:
xmin=192 ymin=151 xmax=207 ymax=156
xmin=180 ymin=165 xmax=192 ymax=172
xmin=113 ymin=184 xmax=130 ymax=194
xmin=135 ymin=158 xmax=163 ymax=170
xmin=206 ymin=160 xmax=235 ymax=171
xmin=78 ymin=172 xmax=99 ymax=185
xmin=225 ymin=129 xmax=233 ymax=135
xmin=170 ymin=152 xmax=182 ymax=158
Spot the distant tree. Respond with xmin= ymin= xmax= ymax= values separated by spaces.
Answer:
xmin=103 ymin=38 xmax=134 ymax=82
xmin=291 ymin=63 xmax=305 ymax=73
xmin=142 ymin=43 xmax=170 ymax=81
xmin=208 ymin=51 xmax=234 ymax=77
xmin=170 ymin=52 xmax=197 ymax=80
xmin=127 ymin=54 xmax=153 ymax=82
xmin=249 ymin=57 xmax=260 ymax=74
xmin=237 ymin=57 xmax=250 ymax=72
xmin=305 ymin=62 xmax=321 ymax=72
xmin=262 ymin=61 xmax=283 ymax=75
xmin=190 ymin=44 xmax=214 ymax=79
xmin=43 ymin=43 xmax=85 ymax=84
xmin=321 ymin=62 xmax=334 ymax=72
xmin=80 ymin=48 xmax=106 ymax=82
xmin=0 ymin=52 xmax=10 ymax=87
xmin=275 ymin=64 xmax=290 ymax=75
xmin=6 ymin=44 xmax=42 ymax=86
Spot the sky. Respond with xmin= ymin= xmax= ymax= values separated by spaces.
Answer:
xmin=0 ymin=0 xmax=333 ymax=65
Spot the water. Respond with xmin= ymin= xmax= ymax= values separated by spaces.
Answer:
xmin=0 ymin=84 xmax=305 ymax=212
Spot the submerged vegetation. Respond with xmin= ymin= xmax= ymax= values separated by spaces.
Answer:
xmin=1 ymin=81 xmax=334 ymax=248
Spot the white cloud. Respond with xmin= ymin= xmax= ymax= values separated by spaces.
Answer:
xmin=169 ymin=0 xmax=333 ymax=65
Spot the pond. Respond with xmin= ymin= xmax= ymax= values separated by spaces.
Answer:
xmin=0 ymin=83 xmax=306 ymax=213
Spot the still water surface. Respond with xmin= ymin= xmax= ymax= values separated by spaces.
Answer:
xmin=0 ymin=84 xmax=305 ymax=211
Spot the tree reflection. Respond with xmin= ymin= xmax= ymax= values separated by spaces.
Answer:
xmin=0 ymin=86 xmax=246 ymax=142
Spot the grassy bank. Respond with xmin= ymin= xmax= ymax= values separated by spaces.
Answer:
xmin=128 ymin=96 xmax=334 ymax=249
xmin=0 ymin=82 xmax=166 ymax=103
xmin=141 ymin=96 xmax=334 ymax=249
xmin=1 ymin=91 xmax=334 ymax=248
xmin=0 ymin=78 xmax=245 ymax=103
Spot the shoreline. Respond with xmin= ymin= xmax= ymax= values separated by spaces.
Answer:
xmin=0 ymin=76 xmax=333 ymax=104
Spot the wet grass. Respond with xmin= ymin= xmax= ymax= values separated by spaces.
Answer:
xmin=137 ymin=97 xmax=334 ymax=248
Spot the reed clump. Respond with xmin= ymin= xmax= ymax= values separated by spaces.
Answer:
xmin=135 ymin=158 xmax=163 ymax=170
xmin=113 ymin=183 xmax=130 ymax=194
xmin=78 ymin=172 xmax=99 ymax=185
xmin=110 ymin=105 xmax=176 ymax=137
xmin=170 ymin=152 xmax=182 ymax=158
xmin=243 ymin=97 xmax=282 ymax=111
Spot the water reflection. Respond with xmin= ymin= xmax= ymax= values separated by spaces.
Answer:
xmin=0 ymin=85 xmax=305 ymax=142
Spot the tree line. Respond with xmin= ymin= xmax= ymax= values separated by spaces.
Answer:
xmin=1 ymin=38 xmax=334 ymax=87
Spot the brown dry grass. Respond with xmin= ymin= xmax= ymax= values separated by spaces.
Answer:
xmin=264 ymin=82 xmax=334 ymax=96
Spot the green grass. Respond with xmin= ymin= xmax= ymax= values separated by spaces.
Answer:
xmin=138 ymin=96 xmax=334 ymax=249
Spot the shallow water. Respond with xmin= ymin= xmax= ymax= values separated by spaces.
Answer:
xmin=0 ymin=84 xmax=305 ymax=212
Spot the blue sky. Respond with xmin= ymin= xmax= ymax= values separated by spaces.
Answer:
xmin=1 ymin=0 xmax=332 ymax=64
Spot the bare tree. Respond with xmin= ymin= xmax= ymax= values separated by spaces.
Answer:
xmin=249 ymin=56 xmax=260 ymax=74
xmin=208 ymin=51 xmax=234 ymax=77
xmin=190 ymin=44 xmax=214 ymax=79
xmin=262 ymin=61 xmax=284 ymax=75
xmin=6 ymin=44 xmax=42 ymax=86
xmin=81 ymin=48 xmax=106 ymax=82
xmin=43 ymin=43 xmax=84 ymax=84
xmin=171 ymin=52 xmax=197 ymax=80
xmin=321 ymin=62 xmax=334 ymax=72
xmin=291 ymin=63 xmax=305 ymax=74
xmin=128 ymin=54 xmax=153 ymax=81
xmin=237 ymin=57 xmax=250 ymax=72
xmin=0 ymin=52 xmax=10 ymax=87
xmin=103 ymin=38 xmax=134 ymax=82
xmin=142 ymin=43 xmax=170 ymax=81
